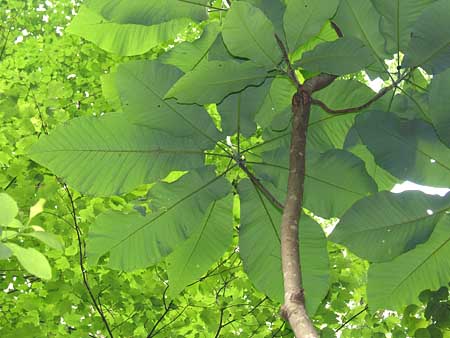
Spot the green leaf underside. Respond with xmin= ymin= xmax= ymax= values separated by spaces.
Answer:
xmin=0 ymin=243 xmax=12 ymax=260
xmin=0 ymin=193 xmax=18 ymax=227
xmin=24 ymin=232 xmax=64 ymax=252
xmin=160 ymin=21 xmax=221 ymax=72
xmin=355 ymin=111 xmax=450 ymax=188
xmin=403 ymin=0 xmax=450 ymax=74
xmin=67 ymin=0 xmax=207 ymax=56
xmin=167 ymin=195 xmax=233 ymax=299
xmin=238 ymin=179 xmax=329 ymax=315
xmin=330 ymin=191 xmax=450 ymax=262
xmin=284 ymin=0 xmax=339 ymax=53
xmin=29 ymin=113 xmax=208 ymax=196
xmin=5 ymin=243 xmax=52 ymax=280
xmin=368 ymin=215 xmax=450 ymax=310
xmin=371 ymin=0 xmax=436 ymax=55
xmin=254 ymin=149 xmax=377 ymax=218
xmin=116 ymin=60 xmax=221 ymax=144
xmin=298 ymin=37 xmax=374 ymax=76
xmin=87 ymin=167 xmax=231 ymax=271
xmin=222 ymin=2 xmax=281 ymax=68
xmin=429 ymin=68 xmax=450 ymax=147
xmin=165 ymin=60 xmax=268 ymax=104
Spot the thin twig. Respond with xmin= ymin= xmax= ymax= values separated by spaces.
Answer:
xmin=274 ymin=34 xmax=302 ymax=89
xmin=335 ymin=305 xmax=368 ymax=332
xmin=177 ymin=0 xmax=227 ymax=11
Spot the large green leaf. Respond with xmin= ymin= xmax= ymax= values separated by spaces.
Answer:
xmin=29 ymin=113 xmax=207 ymax=196
xmin=245 ymin=0 xmax=286 ymax=44
xmin=403 ymin=0 xmax=450 ymax=74
xmin=222 ymin=2 xmax=281 ymax=68
xmin=283 ymin=0 xmax=339 ymax=53
xmin=5 ymin=243 xmax=52 ymax=280
xmin=371 ymin=0 xmax=436 ymax=54
xmin=166 ymin=195 xmax=233 ymax=299
xmin=115 ymin=60 xmax=221 ymax=144
xmin=429 ymin=68 xmax=450 ymax=147
xmin=334 ymin=0 xmax=388 ymax=71
xmin=0 ymin=193 xmax=18 ymax=227
xmin=87 ymin=167 xmax=231 ymax=271
xmin=67 ymin=0 xmax=207 ymax=56
xmin=218 ymin=79 xmax=272 ymax=138
xmin=330 ymin=191 xmax=450 ymax=262
xmin=165 ymin=60 xmax=267 ymax=104
xmin=368 ymin=214 xmax=450 ymax=310
xmin=308 ymin=80 xmax=378 ymax=152
xmin=355 ymin=111 xmax=450 ymax=188
xmin=298 ymin=37 xmax=374 ymax=76
xmin=160 ymin=22 xmax=221 ymax=72
xmin=238 ymin=179 xmax=329 ymax=315
xmin=253 ymin=149 xmax=377 ymax=218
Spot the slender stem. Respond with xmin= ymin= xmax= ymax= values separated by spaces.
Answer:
xmin=335 ymin=306 xmax=368 ymax=332
xmin=274 ymin=34 xmax=301 ymax=90
xmin=177 ymin=0 xmax=227 ymax=11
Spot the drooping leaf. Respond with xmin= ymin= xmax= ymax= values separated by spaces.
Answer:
xmin=371 ymin=0 xmax=436 ymax=54
xmin=334 ymin=0 xmax=388 ymax=72
xmin=166 ymin=195 xmax=233 ymax=299
xmin=368 ymin=214 xmax=450 ymax=310
xmin=355 ymin=111 xmax=450 ymax=188
xmin=160 ymin=21 xmax=221 ymax=72
xmin=429 ymin=68 xmax=450 ymax=146
xmin=238 ymin=179 xmax=329 ymax=315
xmin=29 ymin=113 xmax=208 ymax=196
xmin=283 ymin=0 xmax=339 ymax=53
xmin=115 ymin=60 xmax=221 ymax=143
xmin=218 ymin=79 xmax=272 ymax=138
xmin=67 ymin=0 xmax=207 ymax=56
xmin=5 ymin=243 xmax=52 ymax=280
xmin=298 ymin=37 xmax=375 ymax=76
xmin=254 ymin=149 xmax=378 ymax=218
xmin=403 ymin=0 xmax=450 ymax=74
xmin=222 ymin=2 xmax=281 ymax=68
xmin=330 ymin=191 xmax=450 ymax=262
xmin=165 ymin=60 xmax=267 ymax=104
xmin=86 ymin=167 xmax=231 ymax=271
xmin=0 ymin=193 xmax=18 ymax=227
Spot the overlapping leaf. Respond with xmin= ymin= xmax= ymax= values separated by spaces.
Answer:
xmin=403 ymin=0 xmax=450 ymax=74
xmin=371 ymin=0 xmax=436 ymax=54
xmin=222 ymin=2 xmax=281 ymax=69
xmin=355 ymin=111 xmax=450 ymax=188
xmin=368 ymin=214 xmax=450 ymax=310
xmin=67 ymin=0 xmax=207 ymax=56
xmin=165 ymin=60 xmax=268 ymax=104
xmin=29 ymin=113 xmax=208 ymax=196
xmin=87 ymin=168 xmax=231 ymax=271
xmin=238 ymin=179 xmax=329 ymax=315
xmin=330 ymin=191 xmax=450 ymax=262
xmin=298 ymin=37 xmax=374 ymax=76
xmin=284 ymin=0 xmax=339 ymax=53
xmin=166 ymin=195 xmax=233 ymax=299
xmin=429 ymin=68 xmax=450 ymax=146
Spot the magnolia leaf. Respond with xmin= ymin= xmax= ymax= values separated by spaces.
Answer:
xmin=167 ymin=195 xmax=233 ymax=299
xmin=222 ymin=2 xmax=281 ymax=68
xmin=330 ymin=191 xmax=450 ymax=262
xmin=0 ymin=193 xmax=18 ymax=227
xmin=165 ymin=60 xmax=267 ymax=104
xmin=403 ymin=0 xmax=450 ymax=74
xmin=87 ymin=167 xmax=231 ymax=271
xmin=368 ymin=215 xmax=450 ymax=310
xmin=284 ymin=0 xmax=339 ymax=53
xmin=429 ymin=68 xmax=450 ymax=146
xmin=0 ymin=243 xmax=12 ymax=260
xmin=24 ymin=232 xmax=64 ymax=252
xmin=29 ymin=113 xmax=208 ymax=196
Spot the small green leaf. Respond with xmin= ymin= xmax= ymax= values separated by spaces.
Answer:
xmin=24 ymin=231 xmax=64 ymax=252
xmin=29 ymin=198 xmax=46 ymax=223
xmin=0 ymin=193 xmax=18 ymax=227
xmin=0 ymin=243 xmax=12 ymax=259
xmin=5 ymin=243 xmax=52 ymax=280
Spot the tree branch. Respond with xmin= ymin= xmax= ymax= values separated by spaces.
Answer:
xmin=279 ymin=90 xmax=317 ymax=338
xmin=275 ymin=34 xmax=302 ymax=90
